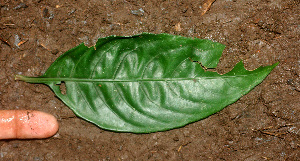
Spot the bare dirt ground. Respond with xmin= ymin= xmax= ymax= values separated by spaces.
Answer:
xmin=0 ymin=0 xmax=299 ymax=160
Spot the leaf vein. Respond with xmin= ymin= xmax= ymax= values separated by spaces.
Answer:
xmin=141 ymin=52 xmax=163 ymax=79
xmin=92 ymin=83 xmax=132 ymax=126
xmin=138 ymin=82 xmax=166 ymax=111
xmin=165 ymin=81 xmax=204 ymax=106
xmin=69 ymin=48 xmax=92 ymax=77
xmin=113 ymin=83 xmax=166 ymax=124
xmin=195 ymin=79 xmax=223 ymax=98
xmin=221 ymin=77 xmax=245 ymax=94
xmin=90 ymin=47 xmax=110 ymax=79
xmin=170 ymin=57 xmax=191 ymax=78
xmin=112 ymin=52 xmax=131 ymax=79
xmin=75 ymin=82 xmax=97 ymax=116
xmin=140 ymin=82 xmax=192 ymax=115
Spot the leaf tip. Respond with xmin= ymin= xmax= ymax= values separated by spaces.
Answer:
xmin=273 ymin=61 xmax=280 ymax=67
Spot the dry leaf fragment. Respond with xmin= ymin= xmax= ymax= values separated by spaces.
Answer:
xmin=201 ymin=0 xmax=216 ymax=16
xmin=174 ymin=22 xmax=182 ymax=31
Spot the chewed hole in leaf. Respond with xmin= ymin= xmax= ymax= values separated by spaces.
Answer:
xmin=59 ymin=81 xmax=67 ymax=95
xmin=189 ymin=57 xmax=216 ymax=72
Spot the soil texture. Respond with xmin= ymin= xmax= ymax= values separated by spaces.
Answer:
xmin=0 ymin=0 xmax=299 ymax=160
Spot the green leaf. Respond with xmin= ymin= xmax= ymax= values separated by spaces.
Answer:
xmin=15 ymin=33 xmax=278 ymax=133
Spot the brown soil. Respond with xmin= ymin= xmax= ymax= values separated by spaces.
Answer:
xmin=0 ymin=0 xmax=299 ymax=160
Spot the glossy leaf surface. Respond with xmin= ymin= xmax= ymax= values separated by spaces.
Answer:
xmin=16 ymin=33 xmax=278 ymax=133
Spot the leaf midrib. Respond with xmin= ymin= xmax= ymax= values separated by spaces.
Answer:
xmin=16 ymin=75 xmax=249 ymax=83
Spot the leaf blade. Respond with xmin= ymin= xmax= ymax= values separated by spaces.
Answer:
xmin=16 ymin=33 xmax=278 ymax=133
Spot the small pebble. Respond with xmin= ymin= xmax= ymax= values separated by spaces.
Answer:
xmin=131 ymin=8 xmax=144 ymax=16
xmin=14 ymin=3 xmax=28 ymax=10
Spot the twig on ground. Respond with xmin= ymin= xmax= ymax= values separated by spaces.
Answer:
xmin=0 ymin=36 xmax=11 ymax=47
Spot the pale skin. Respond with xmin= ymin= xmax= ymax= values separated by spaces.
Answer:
xmin=0 ymin=110 xmax=59 ymax=140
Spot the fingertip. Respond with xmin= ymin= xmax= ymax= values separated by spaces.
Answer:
xmin=16 ymin=110 xmax=59 ymax=139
